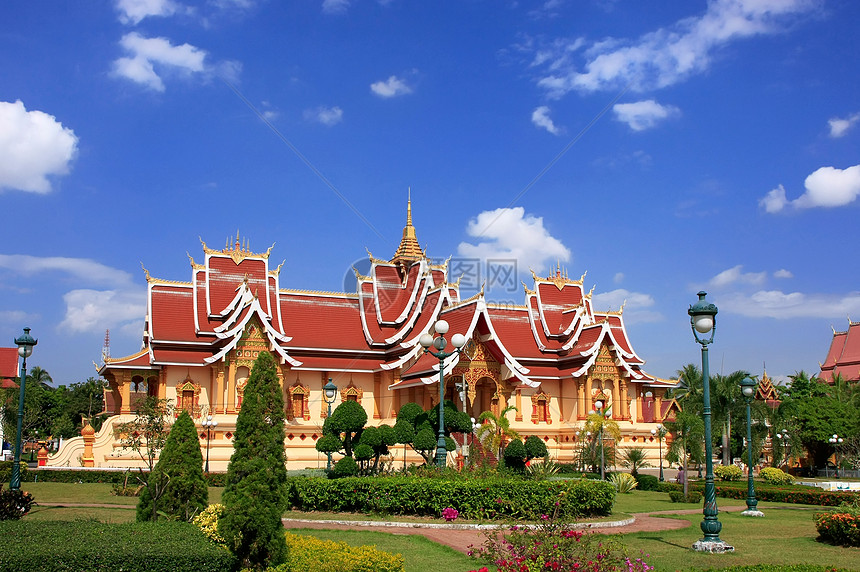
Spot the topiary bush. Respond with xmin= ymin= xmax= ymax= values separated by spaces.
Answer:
xmin=524 ymin=435 xmax=548 ymax=461
xmin=633 ymin=474 xmax=660 ymax=491
xmin=502 ymin=438 xmax=527 ymax=471
xmin=331 ymin=456 xmax=359 ymax=478
xmin=669 ymin=490 xmax=703 ymax=504
xmin=271 ymin=531 xmax=405 ymax=572
xmin=714 ymin=464 xmax=743 ymax=481
xmin=761 ymin=467 xmax=794 ymax=485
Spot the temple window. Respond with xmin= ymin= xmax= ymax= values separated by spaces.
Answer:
xmin=531 ymin=390 xmax=552 ymax=424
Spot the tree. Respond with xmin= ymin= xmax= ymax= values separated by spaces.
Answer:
xmin=577 ymin=411 xmax=621 ymax=474
xmin=391 ymin=402 xmax=463 ymax=466
xmin=620 ymin=447 xmax=652 ymax=476
xmin=137 ymin=410 xmax=207 ymax=522
xmin=524 ymin=435 xmax=548 ymax=461
xmin=117 ymin=396 xmax=173 ymax=483
xmin=477 ymin=405 xmax=520 ymax=460
xmin=220 ymin=351 xmax=289 ymax=570
xmin=710 ymin=371 xmax=749 ymax=466
xmin=665 ymin=409 xmax=704 ymax=498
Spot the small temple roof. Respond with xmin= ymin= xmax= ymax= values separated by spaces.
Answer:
xmin=0 ymin=347 xmax=19 ymax=388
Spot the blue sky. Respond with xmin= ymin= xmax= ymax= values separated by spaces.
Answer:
xmin=1 ymin=0 xmax=859 ymax=387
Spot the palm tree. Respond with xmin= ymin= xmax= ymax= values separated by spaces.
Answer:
xmin=477 ymin=405 xmax=520 ymax=460
xmin=711 ymin=370 xmax=748 ymax=465
xmin=620 ymin=446 xmax=653 ymax=476
xmin=27 ymin=366 xmax=53 ymax=389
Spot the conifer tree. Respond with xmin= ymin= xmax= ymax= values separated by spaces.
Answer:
xmin=219 ymin=350 xmax=288 ymax=570
xmin=137 ymin=409 xmax=207 ymax=521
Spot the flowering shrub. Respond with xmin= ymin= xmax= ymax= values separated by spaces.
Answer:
xmin=468 ymin=501 xmax=652 ymax=572
xmin=442 ymin=507 xmax=460 ymax=522
xmin=271 ymin=531 xmax=404 ymax=572
xmin=714 ymin=464 xmax=743 ymax=481
xmin=815 ymin=505 xmax=860 ymax=546
xmin=0 ymin=485 xmax=35 ymax=520
xmin=192 ymin=503 xmax=226 ymax=545
xmin=760 ymin=467 xmax=794 ymax=485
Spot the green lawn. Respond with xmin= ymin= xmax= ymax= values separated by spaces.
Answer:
xmin=15 ymin=482 xmax=860 ymax=572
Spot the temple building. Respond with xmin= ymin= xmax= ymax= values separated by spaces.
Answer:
xmin=49 ymin=202 xmax=677 ymax=470
xmin=818 ymin=320 xmax=860 ymax=382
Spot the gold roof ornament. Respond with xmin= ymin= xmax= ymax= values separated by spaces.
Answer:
xmin=199 ymin=234 xmax=275 ymax=264
xmin=391 ymin=193 xmax=423 ymax=265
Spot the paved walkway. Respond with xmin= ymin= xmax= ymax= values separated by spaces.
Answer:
xmin=282 ymin=506 xmax=750 ymax=554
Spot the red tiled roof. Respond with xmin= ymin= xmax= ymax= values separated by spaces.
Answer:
xmin=151 ymin=285 xmax=199 ymax=341
xmin=207 ymin=256 xmax=268 ymax=316
xmin=0 ymin=347 xmax=19 ymax=379
xmin=819 ymin=323 xmax=860 ymax=382
xmin=281 ymin=293 xmax=368 ymax=350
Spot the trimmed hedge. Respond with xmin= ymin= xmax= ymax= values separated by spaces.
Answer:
xmin=0 ymin=520 xmax=235 ymax=571
xmin=287 ymin=475 xmax=614 ymax=520
xmin=669 ymin=490 xmax=703 ymax=504
xmin=634 ymin=474 xmax=660 ymax=491
xmin=0 ymin=464 xmax=230 ymax=486
xmin=814 ymin=510 xmax=860 ymax=546
xmin=660 ymin=481 xmax=859 ymax=506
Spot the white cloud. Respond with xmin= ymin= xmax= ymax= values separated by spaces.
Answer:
xmin=529 ymin=0 xmax=816 ymax=97
xmin=828 ymin=112 xmax=860 ymax=138
xmin=0 ymin=255 xmax=135 ymax=288
xmin=0 ymin=101 xmax=78 ymax=194
xmin=762 ymin=165 xmax=860 ymax=212
xmin=592 ymin=288 xmax=663 ymax=324
xmin=457 ymin=207 xmax=570 ymax=277
xmin=719 ymin=289 xmax=860 ymax=319
xmin=59 ymin=289 xmax=146 ymax=333
xmin=322 ymin=0 xmax=350 ymax=15
xmin=613 ymin=272 xmax=625 ymax=284
xmin=531 ymin=106 xmax=562 ymax=135
xmin=0 ymin=254 xmax=146 ymax=334
xmin=708 ymin=265 xmax=767 ymax=288
xmin=304 ymin=106 xmax=343 ymax=126
xmin=773 ymin=269 xmax=793 ymax=279
xmin=0 ymin=310 xmax=39 ymax=324
xmin=612 ymin=100 xmax=679 ymax=131
xmin=370 ymin=75 xmax=413 ymax=98
xmin=116 ymin=0 xmax=180 ymax=25
xmin=112 ymin=32 xmax=208 ymax=92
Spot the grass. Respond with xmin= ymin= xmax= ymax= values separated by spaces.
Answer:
xmin=15 ymin=482 xmax=860 ymax=571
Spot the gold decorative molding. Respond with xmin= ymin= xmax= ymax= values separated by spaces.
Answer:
xmin=186 ymin=252 xmax=204 ymax=271
xmin=269 ymin=260 xmax=285 ymax=277
xmin=280 ymin=287 xmax=358 ymax=298
xmin=200 ymin=233 xmax=274 ymax=264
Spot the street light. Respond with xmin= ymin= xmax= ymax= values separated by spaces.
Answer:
xmin=201 ymin=415 xmax=218 ymax=473
xmin=776 ymin=431 xmax=790 ymax=469
xmin=828 ymin=434 xmax=843 ymax=478
xmin=419 ymin=320 xmax=467 ymax=469
xmin=688 ymin=292 xmax=733 ymax=552
xmin=651 ymin=425 xmax=667 ymax=481
xmin=740 ymin=377 xmax=763 ymax=517
xmin=595 ymin=400 xmax=607 ymax=480
xmin=323 ymin=378 xmax=338 ymax=472
xmin=10 ymin=327 xmax=37 ymax=491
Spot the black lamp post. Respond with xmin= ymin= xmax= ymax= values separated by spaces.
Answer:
xmin=201 ymin=415 xmax=218 ymax=473
xmin=688 ymin=292 xmax=733 ymax=553
xmin=651 ymin=425 xmax=666 ymax=481
xmin=740 ymin=376 xmax=763 ymax=517
xmin=775 ymin=431 xmax=790 ymax=469
xmin=829 ymin=434 xmax=843 ymax=478
xmin=419 ymin=319 xmax=467 ymax=469
xmin=323 ymin=378 xmax=338 ymax=472
xmin=10 ymin=327 xmax=37 ymax=491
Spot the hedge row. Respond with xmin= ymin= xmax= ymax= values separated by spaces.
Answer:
xmin=0 ymin=463 xmax=231 ymax=486
xmin=660 ymin=481 xmax=858 ymax=506
xmin=0 ymin=521 xmax=235 ymax=571
xmin=287 ymin=475 xmax=615 ymax=520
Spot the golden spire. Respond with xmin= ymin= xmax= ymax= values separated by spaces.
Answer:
xmin=391 ymin=191 xmax=423 ymax=266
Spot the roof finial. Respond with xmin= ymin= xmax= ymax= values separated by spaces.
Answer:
xmin=407 ymin=188 xmax=413 ymax=226
xmin=235 ymin=229 xmax=240 ymax=251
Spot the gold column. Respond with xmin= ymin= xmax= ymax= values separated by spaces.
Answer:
xmin=373 ymin=371 xmax=382 ymax=419
xmin=215 ymin=366 xmax=225 ymax=414
xmin=612 ymin=377 xmax=620 ymax=419
xmin=558 ymin=380 xmax=565 ymax=423
xmin=577 ymin=378 xmax=585 ymax=420
xmin=227 ymin=360 xmax=237 ymax=414
xmin=655 ymin=389 xmax=664 ymax=423
xmin=515 ymin=388 xmax=523 ymax=422
xmin=120 ymin=371 xmax=131 ymax=414
xmin=158 ymin=369 xmax=167 ymax=400
xmin=584 ymin=376 xmax=593 ymax=418
xmin=620 ymin=379 xmax=629 ymax=420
